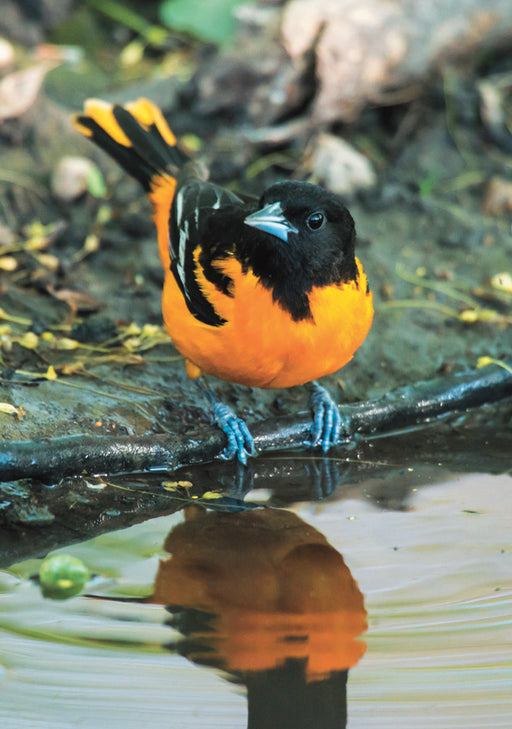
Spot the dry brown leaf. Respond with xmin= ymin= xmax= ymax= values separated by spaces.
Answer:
xmin=46 ymin=286 xmax=101 ymax=313
xmin=482 ymin=177 xmax=512 ymax=215
xmin=0 ymin=61 xmax=59 ymax=120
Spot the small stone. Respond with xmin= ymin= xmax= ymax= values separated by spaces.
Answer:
xmin=482 ymin=176 xmax=512 ymax=216
xmin=310 ymin=133 xmax=377 ymax=196
xmin=51 ymin=155 xmax=95 ymax=202
xmin=0 ymin=38 xmax=15 ymax=70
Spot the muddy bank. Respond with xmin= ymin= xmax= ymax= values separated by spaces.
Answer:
xmin=0 ymin=2 xmax=511 ymax=446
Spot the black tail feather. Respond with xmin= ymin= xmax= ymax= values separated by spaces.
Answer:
xmin=75 ymin=106 xmax=188 ymax=192
xmin=112 ymin=105 xmax=186 ymax=180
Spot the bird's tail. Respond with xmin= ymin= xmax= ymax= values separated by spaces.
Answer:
xmin=74 ymin=97 xmax=189 ymax=269
xmin=73 ymin=97 xmax=187 ymax=191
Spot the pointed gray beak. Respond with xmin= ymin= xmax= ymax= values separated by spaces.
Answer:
xmin=244 ymin=202 xmax=298 ymax=242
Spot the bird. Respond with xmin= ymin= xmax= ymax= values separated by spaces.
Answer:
xmin=73 ymin=98 xmax=373 ymax=464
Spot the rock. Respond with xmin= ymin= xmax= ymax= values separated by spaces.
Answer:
xmin=282 ymin=0 xmax=512 ymax=123
xmin=309 ymin=133 xmax=377 ymax=195
xmin=482 ymin=176 xmax=512 ymax=215
xmin=0 ymin=38 xmax=15 ymax=70
xmin=51 ymin=155 xmax=95 ymax=202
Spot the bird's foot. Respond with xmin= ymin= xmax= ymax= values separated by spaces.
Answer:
xmin=307 ymin=382 xmax=349 ymax=453
xmin=213 ymin=402 xmax=256 ymax=466
xmin=195 ymin=377 xmax=256 ymax=465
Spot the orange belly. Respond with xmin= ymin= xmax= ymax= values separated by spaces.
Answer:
xmin=162 ymin=256 xmax=373 ymax=389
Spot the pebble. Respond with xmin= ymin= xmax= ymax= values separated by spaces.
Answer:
xmin=51 ymin=155 xmax=95 ymax=202
xmin=0 ymin=38 xmax=15 ymax=70
xmin=311 ymin=133 xmax=377 ymax=196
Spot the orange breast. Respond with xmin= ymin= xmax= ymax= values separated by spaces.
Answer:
xmin=161 ymin=255 xmax=373 ymax=389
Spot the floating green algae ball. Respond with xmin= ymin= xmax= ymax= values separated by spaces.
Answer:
xmin=39 ymin=555 xmax=90 ymax=600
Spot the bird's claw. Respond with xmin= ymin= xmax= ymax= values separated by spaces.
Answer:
xmin=306 ymin=383 xmax=348 ymax=452
xmin=213 ymin=402 xmax=256 ymax=465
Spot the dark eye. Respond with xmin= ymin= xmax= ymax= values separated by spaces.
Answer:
xmin=306 ymin=211 xmax=326 ymax=231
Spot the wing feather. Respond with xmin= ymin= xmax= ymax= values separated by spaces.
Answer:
xmin=169 ymin=180 xmax=243 ymax=327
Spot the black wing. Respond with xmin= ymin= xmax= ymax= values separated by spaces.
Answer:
xmin=169 ymin=179 xmax=244 ymax=327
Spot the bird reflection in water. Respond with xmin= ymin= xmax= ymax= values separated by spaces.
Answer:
xmin=150 ymin=506 xmax=367 ymax=729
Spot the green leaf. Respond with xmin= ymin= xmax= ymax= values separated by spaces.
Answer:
xmin=159 ymin=0 xmax=245 ymax=46
xmin=86 ymin=163 xmax=108 ymax=198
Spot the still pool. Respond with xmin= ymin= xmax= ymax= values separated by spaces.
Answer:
xmin=1 ymin=450 xmax=510 ymax=729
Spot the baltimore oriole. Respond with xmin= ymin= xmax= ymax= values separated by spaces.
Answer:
xmin=73 ymin=98 xmax=373 ymax=464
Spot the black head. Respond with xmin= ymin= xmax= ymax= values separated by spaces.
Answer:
xmin=241 ymin=181 xmax=359 ymax=320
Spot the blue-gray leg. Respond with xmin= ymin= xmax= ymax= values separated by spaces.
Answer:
xmin=307 ymin=381 xmax=346 ymax=452
xmin=196 ymin=377 xmax=256 ymax=465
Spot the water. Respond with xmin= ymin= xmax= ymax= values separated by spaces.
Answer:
xmin=1 ymin=449 xmax=510 ymax=729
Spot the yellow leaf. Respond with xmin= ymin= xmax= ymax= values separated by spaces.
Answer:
xmin=25 ymin=234 xmax=48 ymax=251
xmin=124 ymin=323 xmax=141 ymax=336
xmin=477 ymin=356 xmax=493 ymax=368
xmin=0 ymin=402 xmax=18 ymax=415
xmin=35 ymin=253 xmax=60 ymax=271
xmin=19 ymin=332 xmax=39 ymax=349
xmin=45 ymin=365 xmax=58 ymax=380
xmin=161 ymin=480 xmax=193 ymax=491
xmin=181 ymin=134 xmax=202 ymax=153
xmin=161 ymin=481 xmax=180 ymax=491
xmin=459 ymin=309 xmax=478 ymax=322
xmin=0 ymin=256 xmax=18 ymax=271
xmin=60 ymin=362 xmax=85 ymax=375
xmin=123 ymin=337 xmax=141 ymax=351
xmin=95 ymin=205 xmax=111 ymax=225
xmin=120 ymin=39 xmax=145 ymax=67
xmin=477 ymin=356 xmax=512 ymax=376
xmin=84 ymin=233 xmax=100 ymax=253
xmin=54 ymin=337 xmax=79 ymax=350
xmin=141 ymin=324 xmax=160 ymax=337
xmin=491 ymin=272 xmax=512 ymax=293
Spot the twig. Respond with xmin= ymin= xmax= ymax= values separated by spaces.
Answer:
xmin=1 ymin=361 xmax=511 ymax=483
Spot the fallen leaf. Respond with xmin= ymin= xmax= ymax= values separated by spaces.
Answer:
xmin=0 ymin=61 xmax=59 ymax=120
xmin=0 ymin=256 xmax=18 ymax=271
xmin=46 ymin=286 xmax=101 ymax=313
xmin=0 ymin=402 xmax=19 ymax=415
xmin=482 ymin=176 xmax=512 ymax=215
xmin=18 ymin=332 xmax=39 ymax=349
xmin=490 ymin=272 xmax=512 ymax=293
xmin=45 ymin=365 xmax=58 ymax=380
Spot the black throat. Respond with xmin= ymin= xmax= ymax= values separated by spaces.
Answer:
xmin=199 ymin=205 xmax=360 ymax=323
xmin=237 ymin=227 xmax=359 ymax=322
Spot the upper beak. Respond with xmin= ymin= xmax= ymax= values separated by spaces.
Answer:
xmin=244 ymin=202 xmax=298 ymax=242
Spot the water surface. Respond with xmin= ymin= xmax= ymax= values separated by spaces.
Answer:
xmin=1 ymin=456 xmax=510 ymax=728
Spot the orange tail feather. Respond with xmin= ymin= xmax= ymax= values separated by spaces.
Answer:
xmin=74 ymin=97 xmax=188 ymax=268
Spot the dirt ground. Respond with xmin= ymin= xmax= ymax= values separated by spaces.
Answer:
xmin=1 ymin=3 xmax=511 ymax=447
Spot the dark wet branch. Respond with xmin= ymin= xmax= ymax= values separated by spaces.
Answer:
xmin=0 ymin=362 xmax=511 ymax=483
